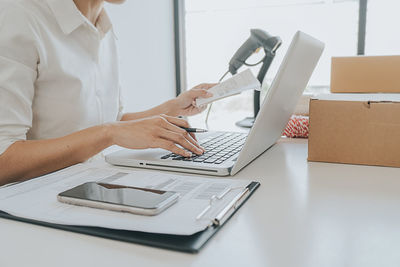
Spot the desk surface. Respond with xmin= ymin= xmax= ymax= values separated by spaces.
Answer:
xmin=1 ymin=139 xmax=400 ymax=267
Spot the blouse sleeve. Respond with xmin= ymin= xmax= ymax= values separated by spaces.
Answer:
xmin=0 ymin=4 xmax=39 ymax=155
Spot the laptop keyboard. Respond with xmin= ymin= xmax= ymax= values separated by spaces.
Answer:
xmin=160 ymin=132 xmax=248 ymax=164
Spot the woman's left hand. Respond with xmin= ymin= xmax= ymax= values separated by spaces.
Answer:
xmin=168 ymin=83 xmax=216 ymax=117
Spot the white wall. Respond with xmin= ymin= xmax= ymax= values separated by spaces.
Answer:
xmin=106 ymin=1 xmax=176 ymax=113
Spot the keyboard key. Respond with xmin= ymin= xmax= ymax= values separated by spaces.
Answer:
xmin=204 ymin=158 xmax=218 ymax=163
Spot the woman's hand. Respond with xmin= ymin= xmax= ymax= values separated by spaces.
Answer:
xmin=110 ymin=114 xmax=204 ymax=157
xmin=167 ymin=83 xmax=216 ymax=117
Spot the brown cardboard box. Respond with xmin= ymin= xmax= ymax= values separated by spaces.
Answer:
xmin=331 ymin=55 xmax=400 ymax=93
xmin=308 ymin=94 xmax=400 ymax=167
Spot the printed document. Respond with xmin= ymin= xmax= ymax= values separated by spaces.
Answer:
xmin=0 ymin=164 xmax=251 ymax=235
xmin=196 ymin=69 xmax=261 ymax=107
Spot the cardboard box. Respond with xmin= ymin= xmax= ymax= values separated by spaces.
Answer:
xmin=308 ymin=94 xmax=400 ymax=167
xmin=331 ymin=55 xmax=400 ymax=93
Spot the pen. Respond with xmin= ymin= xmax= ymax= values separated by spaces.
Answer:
xmin=180 ymin=127 xmax=208 ymax=133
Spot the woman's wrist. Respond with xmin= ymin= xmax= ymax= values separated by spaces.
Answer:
xmin=161 ymin=99 xmax=179 ymax=117
xmin=120 ymin=99 xmax=179 ymax=122
xmin=101 ymin=123 xmax=118 ymax=147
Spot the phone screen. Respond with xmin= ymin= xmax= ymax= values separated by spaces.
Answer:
xmin=59 ymin=182 xmax=177 ymax=209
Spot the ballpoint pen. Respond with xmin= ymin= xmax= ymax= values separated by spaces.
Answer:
xmin=180 ymin=127 xmax=208 ymax=133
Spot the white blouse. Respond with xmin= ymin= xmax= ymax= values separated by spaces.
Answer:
xmin=0 ymin=0 xmax=123 ymax=155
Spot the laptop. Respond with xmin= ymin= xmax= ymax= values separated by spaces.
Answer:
xmin=106 ymin=31 xmax=324 ymax=176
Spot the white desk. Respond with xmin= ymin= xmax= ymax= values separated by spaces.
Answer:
xmin=1 ymin=139 xmax=400 ymax=267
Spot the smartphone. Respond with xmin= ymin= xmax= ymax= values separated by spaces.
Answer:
xmin=57 ymin=182 xmax=180 ymax=216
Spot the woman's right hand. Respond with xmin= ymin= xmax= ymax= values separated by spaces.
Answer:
xmin=109 ymin=114 xmax=204 ymax=157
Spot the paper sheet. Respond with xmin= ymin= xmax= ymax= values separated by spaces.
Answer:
xmin=0 ymin=164 xmax=251 ymax=235
xmin=196 ymin=69 xmax=261 ymax=107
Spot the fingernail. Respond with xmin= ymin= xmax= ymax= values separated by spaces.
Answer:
xmin=185 ymin=152 xmax=192 ymax=157
xmin=206 ymin=92 xmax=213 ymax=97
xmin=196 ymin=148 xmax=203 ymax=154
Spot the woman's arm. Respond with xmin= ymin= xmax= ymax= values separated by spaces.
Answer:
xmin=121 ymin=99 xmax=176 ymax=121
xmin=0 ymin=125 xmax=112 ymax=185
xmin=0 ymin=115 xmax=203 ymax=186
xmin=121 ymin=83 xmax=215 ymax=121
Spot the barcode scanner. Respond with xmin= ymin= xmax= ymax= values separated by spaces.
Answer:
xmin=229 ymin=29 xmax=281 ymax=75
xmin=228 ymin=29 xmax=282 ymax=128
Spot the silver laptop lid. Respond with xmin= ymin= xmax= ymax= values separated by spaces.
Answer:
xmin=231 ymin=31 xmax=324 ymax=175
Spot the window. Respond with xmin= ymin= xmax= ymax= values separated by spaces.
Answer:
xmin=178 ymin=0 xmax=390 ymax=129
xmin=184 ymin=0 xmax=359 ymax=91
xmin=365 ymin=0 xmax=400 ymax=55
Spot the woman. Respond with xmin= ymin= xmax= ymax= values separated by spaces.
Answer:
xmin=0 ymin=0 xmax=213 ymax=185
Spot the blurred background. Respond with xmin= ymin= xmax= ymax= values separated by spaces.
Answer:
xmin=108 ymin=0 xmax=400 ymax=130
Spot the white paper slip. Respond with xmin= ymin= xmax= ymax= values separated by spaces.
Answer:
xmin=0 ymin=164 xmax=252 ymax=236
xmin=196 ymin=69 xmax=261 ymax=107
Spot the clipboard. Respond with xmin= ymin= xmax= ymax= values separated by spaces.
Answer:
xmin=0 ymin=181 xmax=259 ymax=253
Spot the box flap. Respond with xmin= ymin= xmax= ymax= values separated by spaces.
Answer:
xmin=313 ymin=93 xmax=400 ymax=102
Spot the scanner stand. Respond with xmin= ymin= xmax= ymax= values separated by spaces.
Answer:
xmin=236 ymin=51 xmax=276 ymax=128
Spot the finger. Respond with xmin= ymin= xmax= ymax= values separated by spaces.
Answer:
xmin=155 ymin=139 xmax=191 ymax=157
xmin=186 ymin=131 xmax=205 ymax=151
xmin=159 ymin=115 xmax=204 ymax=150
xmin=189 ymin=132 xmax=197 ymax=141
xmin=161 ymin=127 xmax=203 ymax=154
xmin=188 ymin=104 xmax=207 ymax=114
xmin=159 ymin=129 xmax=203 ymax=155
xmin=181 ymin=130 xmax=203 ymax=151
xmin=192 ymin=100 xmax=208 ymax=111
xmin=194 ymin=105 xmax=207 ymax=113
xmin=188 ymin=89 xmax=213 ymax=99
xmin=160 ymin=114 xmax=190 ymax=128
xmin=188 ymin=132 xmax=205 ymax=151
xmin=193 ymin=83 xmax=217 ymax=90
